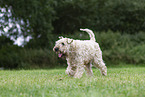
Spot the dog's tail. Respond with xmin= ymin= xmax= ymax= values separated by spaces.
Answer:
xmin=80 ymin=28 xmax=96 ymax=41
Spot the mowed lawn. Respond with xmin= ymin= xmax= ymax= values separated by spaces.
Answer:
xmin=0 ymin=65 xmax=144 ymax=97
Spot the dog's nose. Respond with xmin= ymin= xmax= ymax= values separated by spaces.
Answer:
xmin=55 ymin=48 xmax=59 ymax=52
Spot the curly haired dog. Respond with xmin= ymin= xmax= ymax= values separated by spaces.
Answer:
xmin=53 ymin=28 xmax=107 ymax=78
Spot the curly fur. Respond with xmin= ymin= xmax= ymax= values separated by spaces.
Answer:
xmin=53 ymin=28 xmax=107 ymax=78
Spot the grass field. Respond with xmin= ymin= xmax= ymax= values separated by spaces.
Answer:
xmin=0 ymin=65 xmax=145 ymax=97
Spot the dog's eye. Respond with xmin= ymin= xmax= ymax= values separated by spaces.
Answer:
xmin=62 ymin=43 xmax=65 ymax=46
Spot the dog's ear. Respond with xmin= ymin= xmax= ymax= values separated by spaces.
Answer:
xmin=59 ymin=36 xmax=64 ymax=39
xmin=67 ymin=39 xmax=73 ymax=44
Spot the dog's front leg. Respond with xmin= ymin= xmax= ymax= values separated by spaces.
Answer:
xmin=74 ymin=65 xmax=85 ymax=78
xmin=65 ymin=65 xmax=76 ymax=76
xmin=65 ymin=61 xmax=76 ymax=76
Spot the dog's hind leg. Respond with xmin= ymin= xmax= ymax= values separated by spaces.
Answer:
xmin=94 ymin=59 xmax=107 ymax=76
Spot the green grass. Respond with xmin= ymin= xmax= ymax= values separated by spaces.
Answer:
xmin=0 ymin=66 xmax=145 ymax=97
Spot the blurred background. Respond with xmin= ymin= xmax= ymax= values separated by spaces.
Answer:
xmin=0 ymin=0 xmax=145 ymax=69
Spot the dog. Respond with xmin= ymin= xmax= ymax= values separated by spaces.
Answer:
xmin=53 ymin=28 xmax=107 ymax=78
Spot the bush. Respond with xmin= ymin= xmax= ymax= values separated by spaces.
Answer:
xmin=19 ymin=48 xmax=66 ymax=69
xmin=0 ymin=35 xmax=21 ymax=68
xmin=128 ymin=44 xmax=145 ymax=64
xmin=0 ymin=45 xmax=21 ymax=68
xmin=96 ymin=32 xmax=145 ymax=65
xmin=1 ymin=31 xmax=145 ymax=69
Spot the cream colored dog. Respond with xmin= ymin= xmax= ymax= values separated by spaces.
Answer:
xmin=53 ymin=28 xmax=107 ymax=78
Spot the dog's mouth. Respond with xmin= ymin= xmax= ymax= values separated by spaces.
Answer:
xmin=58 ymin=52 xmax=66 ymax=58
xmin=53 ymin=47 xmax=67 ymax=58
xmin=57 ymin=51 xmax=66 ymax=58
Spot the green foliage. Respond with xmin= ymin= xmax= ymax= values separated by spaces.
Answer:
xmin=128 ymin=44 xmax=145 ymax=64
xmin=52 ymin=0 xmax=145 ymax=34
xmin=0 ymin=45 xmax=21 ymax=68
xmin=52 ymin=0 xmax=97 ymax=34
xmin=0 ymin=31 xmax=145 ymax=69
xmin=0 ymin=67 xmax=145 ymax=96
xmin=0 ymin=0 xmax=145 ymax=68
xmin=0 ymin=35 xmax=21 ymax=68
xmin=98 ymin=32 xmax=145 ymax=64
xmin=94 ymin=0 xmax=145 ymax=33
xmin=0 ymin=35 xmax=13 ymax=48
xmin=1 ymin=0 xmax=145 ymax=48
xmin=19 ymin=48 xmax=66 ymax=69
xmin=1 ymin=0 xmax=56 ymax=48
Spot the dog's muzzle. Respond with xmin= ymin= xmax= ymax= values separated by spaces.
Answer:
xmin=53 ymin=47 xmax=66 ymax=58
xmin=54 ymin=47 xmax=59 ymax=52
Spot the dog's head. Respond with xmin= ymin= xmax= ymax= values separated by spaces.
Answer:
xmin=53 ymin=36 xmax=73 ymax=58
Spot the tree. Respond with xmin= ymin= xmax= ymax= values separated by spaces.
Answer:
xmin=1 ymin=0 xmax=145 ymax=48
xmin=0 ymin=0 xmax=56 ymax=48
